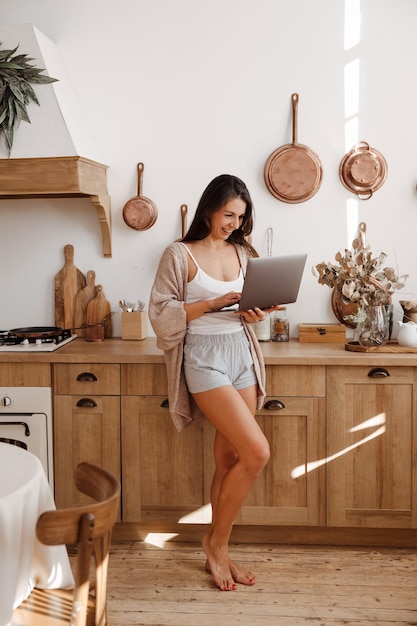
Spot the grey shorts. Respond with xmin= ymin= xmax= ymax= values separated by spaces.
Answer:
xmin=183 ymin=329 xmax=257 ymax=394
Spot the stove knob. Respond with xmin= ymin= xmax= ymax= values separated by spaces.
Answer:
xmin=1 ymin=395 xmax=12 ymax=407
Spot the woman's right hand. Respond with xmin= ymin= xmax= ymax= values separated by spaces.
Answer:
xmin=208 ymin=291 xmax=241 ymax=311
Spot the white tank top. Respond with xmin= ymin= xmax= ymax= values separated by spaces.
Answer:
xmin=181 ymin=243 xmax=244 ymax=335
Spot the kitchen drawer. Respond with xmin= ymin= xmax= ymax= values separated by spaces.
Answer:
xmin=265 ymin=365 xmax=325 ymax=397
xmin=122 ymin=364 xmax=168 ymax=395
xmin=53 ymin=363 xmax=120 ymax=395
xmin=0 ymin=363 xmax=51 ymax=386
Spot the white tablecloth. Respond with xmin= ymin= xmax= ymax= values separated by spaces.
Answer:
xmin=0 ymin=442 xmax=74 ymax=626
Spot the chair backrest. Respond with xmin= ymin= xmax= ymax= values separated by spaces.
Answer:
xmin=36 ymin=462 xmax=120 ymax=626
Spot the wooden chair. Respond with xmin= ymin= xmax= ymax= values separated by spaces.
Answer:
xmin=12 ymin=462 xmax=120 ymax=626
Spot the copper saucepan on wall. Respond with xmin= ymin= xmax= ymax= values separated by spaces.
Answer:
xmin=339 ymin=141 xmax=388 ymax=200
xmin=264 ymin=93 xmax=323 ymax=203
xmin=122 ymin=162 xmax=158 ymax=230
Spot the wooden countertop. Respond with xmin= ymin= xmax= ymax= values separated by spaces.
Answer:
xmin=1 ymin=337 xmax=417 ymax=366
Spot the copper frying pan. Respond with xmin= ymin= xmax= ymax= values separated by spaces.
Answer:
xmin=122 ymin=163 xmax=158 ymax=230
xmin=264 ymin=93 xmax=323 ymax=203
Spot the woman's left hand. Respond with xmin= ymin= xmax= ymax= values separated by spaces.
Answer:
xmin=236 ymin=304 xmax=281 ymax=324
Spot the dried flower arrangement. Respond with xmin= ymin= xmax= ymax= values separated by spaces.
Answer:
xmin=0 ymin=41 xmax=58 ymax=156
xmin=314 ymin=222 xmax=408 ymax=307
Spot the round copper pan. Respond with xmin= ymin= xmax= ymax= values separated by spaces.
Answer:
xmin=122 ymin=163 xmax=158 ymax=230
xmin=264 ymin=93 xmax=323 ymax=204
xmin=339 ymin=141 xmax=388 ymax=200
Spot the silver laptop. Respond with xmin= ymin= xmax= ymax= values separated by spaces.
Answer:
xmin=237 ymin=253 xmax=307 ymax=311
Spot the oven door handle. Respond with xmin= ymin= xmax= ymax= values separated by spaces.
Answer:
xmin=0 ymin=421 xmax=30 ymax=436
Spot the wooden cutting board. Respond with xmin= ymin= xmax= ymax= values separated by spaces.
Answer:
xmin=54 ymin=244 xmax=86 ymax=329
xmin=74 ymin=270 xmax=97 ymax=337
xmin=86 ymin=284 xmax=112 ymax=337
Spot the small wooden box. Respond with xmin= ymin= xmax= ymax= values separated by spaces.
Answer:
xmin=298 ymin=323 xmax=346 ymax=343
xmin=121 ymin=311 xmax=148 ymax=340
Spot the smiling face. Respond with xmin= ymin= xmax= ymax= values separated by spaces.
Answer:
xmin=209 ymin=198 xmax=246 ymax=241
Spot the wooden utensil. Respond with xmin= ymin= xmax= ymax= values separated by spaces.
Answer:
xmin=74 ymin=270 xmax=97 ymax=337
xmin=86 ymin=285 xmax=112 ymax=337
xmin=54 ymin=244 xmax=86 ymax=329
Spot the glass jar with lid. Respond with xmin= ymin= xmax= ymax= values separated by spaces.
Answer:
xmin=270 ymin=308 xmax=289 ymax=342
xmin=254 ymin=313 xmax=271 ymax=341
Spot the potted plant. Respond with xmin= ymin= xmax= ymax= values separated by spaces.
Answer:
xmin=314 ymin=222 xmax=408 ymax=346
xmin=0 ymin=41 xmax=57 ymax=156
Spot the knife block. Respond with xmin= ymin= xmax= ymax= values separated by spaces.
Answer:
xmin=121 ymin=311 xmax=147 ymax=340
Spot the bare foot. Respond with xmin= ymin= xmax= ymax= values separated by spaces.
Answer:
xmin=229 ymin=559 xmax=256 ymax=585
xmin=202 ymin=533 xmax=237 ymax=591
xmin=206 ymin=558 xmax=255 ymax=586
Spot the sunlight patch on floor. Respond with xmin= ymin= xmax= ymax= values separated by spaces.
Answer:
xmin=144 ymin=533 xmax=178 ymax=548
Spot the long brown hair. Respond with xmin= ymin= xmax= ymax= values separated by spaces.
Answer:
xmin=182 ymin=174 xmax=258 ymax=255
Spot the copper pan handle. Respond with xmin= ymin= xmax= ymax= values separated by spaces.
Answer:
xmin=181 ymin=204 xmax=188 ymax=238
xmin=291 ymin=93 xmax=299 ymax=145
xmin=137 ymin=162 xmax=144 ymax=196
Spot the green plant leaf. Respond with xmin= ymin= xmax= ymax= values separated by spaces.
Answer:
xmin=0 ymin=40 xmax=58 ymax=155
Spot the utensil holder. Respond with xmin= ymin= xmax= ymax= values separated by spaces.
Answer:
xmin=122 ymin=311 xmax=147 ymax=340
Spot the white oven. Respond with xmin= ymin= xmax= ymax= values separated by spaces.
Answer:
xmin=0 ymin=387 xmax=54 ymax=490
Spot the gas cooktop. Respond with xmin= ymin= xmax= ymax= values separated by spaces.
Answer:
xmin=0 ymin=334 xmax=77 ymax=352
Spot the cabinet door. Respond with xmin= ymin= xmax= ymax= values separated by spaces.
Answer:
xmin=327 ymin=365 xmax=417 ymax=528
xmin=122 ymin=396 xmax=207 ymax=523
xmin=54 ymin=395 xmax=120 ymax=509
xmin=229 ymin=396 xmax=326 ymax=526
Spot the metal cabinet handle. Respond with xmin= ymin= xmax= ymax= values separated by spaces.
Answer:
xmin=76 ymin=372 xmax=98 ymax=382
xmin=76 ymin=398 xmax=97 ymax=408
xmin=160 ymin=399 xmax=169 ymax=408
xmin=368 ymin=367 xmax=390 ymax=378
xmin=264 ymin=399 xmax=285 ymax=410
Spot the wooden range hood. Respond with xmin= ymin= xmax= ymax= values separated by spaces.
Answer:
xmin=0 ymin=156 xmax=112 ymax=257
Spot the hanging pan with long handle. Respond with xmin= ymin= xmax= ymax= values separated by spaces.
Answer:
xmin=122 ymin=162 xmax=158 ymax=230
xmin=264 ymin=93 xmax=323 ymax=203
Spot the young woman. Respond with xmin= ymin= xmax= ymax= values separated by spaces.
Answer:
xmin=149 ymin=174 xmax=278 ymax=591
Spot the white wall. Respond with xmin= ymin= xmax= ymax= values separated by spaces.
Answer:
xmin=1 ymin=0 xmax=416 ymax=338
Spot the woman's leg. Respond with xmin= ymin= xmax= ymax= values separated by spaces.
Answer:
xmin=193 ymin=383 xmax=270 ymax=590
xmin=208 ymin=429 xmax=256 ymax=585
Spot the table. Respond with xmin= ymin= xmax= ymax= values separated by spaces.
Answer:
xmin=0 ymin=442 xmax=74 ymax=626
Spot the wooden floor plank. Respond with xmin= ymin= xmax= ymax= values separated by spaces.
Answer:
xmin=71 ymin=541 xmax=417 ymax=625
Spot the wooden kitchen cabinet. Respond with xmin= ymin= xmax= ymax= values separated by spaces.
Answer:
xmin=237 ymin=396 xmax=326 ymax=525
xmin=235 ymin=364 xmax=326 ymax=526
xmin=6 ymin=339 xmax=417 ymax=544
xmin=0 ymin=363 xmax=50 ymax=386
xmin=121 ymin=364 xmax=209 ymax=523
xmin=121 ymin=363 xmax=326 ymax=527
xmin=327 ymin=365 xmax=417 ymax=528
xmin=53 ymin=363 xmax=121 ymax=509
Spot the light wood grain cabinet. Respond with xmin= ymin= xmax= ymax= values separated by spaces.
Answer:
xmin=0 ymin=363 xmax=50 ymax=386
xmin=53 ymin=363 xmax=121 ymax=510
xmin=120 ymin=363 xmax=326 ymax=527
xmin=49 ymin=352 xmax=417 ymax=534
xmin=235 ymin=364 xmax=327 ymax=526
xmin=121 ymin=364 xmax=210 ymax=523
xmin=327 ymin=365 xmax=417 ymax=528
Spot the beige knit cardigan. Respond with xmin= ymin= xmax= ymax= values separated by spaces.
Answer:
xmin=148 ymin=241 xmax=266 ymax=432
